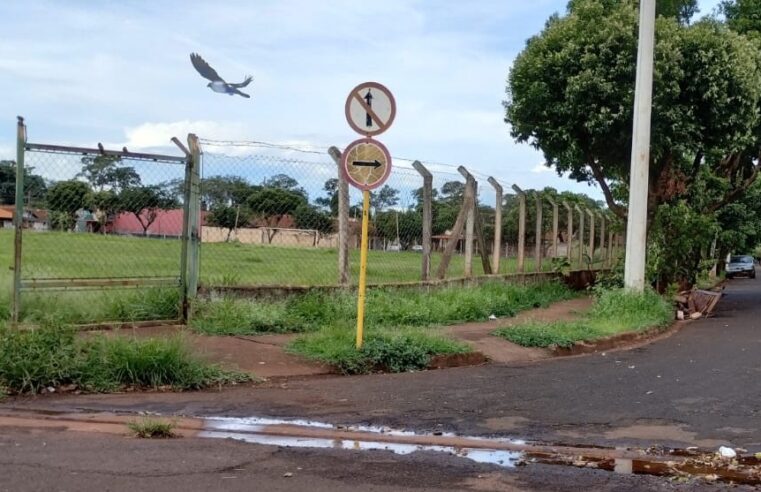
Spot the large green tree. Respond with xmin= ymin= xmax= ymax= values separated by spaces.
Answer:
xmin=506 ymin=1 xmax=761 ymax=222
xmin=0 ymin=160 xmax=47 ymax=206
xmin=721 ymin=0 xmax=761 ymax=38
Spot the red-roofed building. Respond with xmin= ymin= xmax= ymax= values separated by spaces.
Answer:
xmin=110 ymin=209 xmax=207 ymax=237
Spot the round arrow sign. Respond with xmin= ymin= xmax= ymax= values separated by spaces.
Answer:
xmin=345 ymin=82 xmax=396 ymax=137
xmin=341 ymin=138 xmax=393 ymax=191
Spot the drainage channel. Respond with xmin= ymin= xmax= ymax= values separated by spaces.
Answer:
xmin=2 ymin=409 xmax=761 ymax=485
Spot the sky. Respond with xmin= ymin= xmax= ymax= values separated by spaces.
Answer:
xmin=0 ymin=0 xmax=722 ymax=202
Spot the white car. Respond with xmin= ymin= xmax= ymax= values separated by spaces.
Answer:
xmin=726 ymin=255 xmax=756 ymax=279
xmin=411 ymin=245 xmax=423 ymax=252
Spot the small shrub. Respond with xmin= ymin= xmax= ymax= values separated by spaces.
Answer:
xmin=0 ymin=322 xmax=81 ymax=393
xmin=127 ymin=418 xmax=177 ymax=438
xmin=79 ymin=336 xmax=249 ymax=391
xmin=289 ymin=326 xmax=469 ymax=375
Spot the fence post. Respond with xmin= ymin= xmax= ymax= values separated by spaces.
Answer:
xmin=329 ymin=146 xmax=350 ymax=286
xmin=172 ymin=137 xmax=192 ymax=322
xmin=608 ymin=227 xmax=615 ymax=268
xmin=12 ymin=116 xmax=26 ymax=325
xmin=546 ymin=197 xmax=559 ymax=259
xmin=487 ymin=177 xmax=503 ymax=274
xmin=436 ymin=182 xmax=475 ymax=279
xmin=562 ymin=201 xmax=572 ymax=263
xmin=186 ymin=134 xmax=201 ymax=300
xmin=598 ymin=212 xmax=606 ymax=266
xmin=512 ymin=185 xmax=526 ymax=273
xmin=458 ymin=166 xmax=491 ymax=276
xmin=587 ymin=209 xmax=595 ymax=265
xmin=534 ymin=193 xmax=543 ymax=272
xmin=575 ymin=205 xmax=585 ymax=268
xmin=412 ymin=161 xmax=432 ymax=281
xmin=459 ymin=170 xmax=475 ymax=277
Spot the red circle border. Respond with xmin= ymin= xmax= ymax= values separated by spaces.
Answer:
xmin=344 ymin=81 xmax=397 ymax=137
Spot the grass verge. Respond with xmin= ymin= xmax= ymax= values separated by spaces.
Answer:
xmin=127 ymin=418 xmax=177 ymax=438
xmin=190 ymin=280 xmax=577 ymax=336
xmin=0 ymin=323 xmax=250 ymax=395
xmin=494 ymin=288 xmax=673 ymax=348
xmin=288 ymin=325 xmax=470 ymax=374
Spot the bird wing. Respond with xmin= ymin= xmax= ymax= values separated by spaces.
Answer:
xmin=190 ymin=53 xmax=224 ymax=82
xmin=229 ymin=75 xmax=253 ymax=89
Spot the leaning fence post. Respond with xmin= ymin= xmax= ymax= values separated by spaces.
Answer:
xmin=458 ymin=166 xmax=491 ymax=276
xmin=562 ymin=201 xmax=573 ymax=263
xmin=186 ymin=134 xmax=202 ymax=300
xmin=172 ymin=137 xmax=192 ymax=321
xmin=329 ymin=146 xmax=350 ymax=286
xmin=534 ymin=193 xmax=543 ymax=272
xmin=575 ymin=205 xmax=585 ymax=268
xmin=12 ymin=116 xmax=26 ymax=325
xmin=487 ymin=177 xmax=503 ymax=274
xmin=512 ymin=185 xmax=526 ymax=273
xmin=412 ymin=161 xmax=432 ymax=281
xmin=587 ymin=209 xmax=595 ymax=266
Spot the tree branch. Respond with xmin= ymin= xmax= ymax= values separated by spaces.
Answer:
xmin=588 ymin=160 xmax=626 ymax=218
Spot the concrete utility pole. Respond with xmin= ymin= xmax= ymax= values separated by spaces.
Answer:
xmin=624 ymin=0 xmax=656 ymax=291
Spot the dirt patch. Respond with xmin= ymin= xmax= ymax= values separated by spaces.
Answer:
xmin=444 ymin=297 xmax=593 ymax=364
xmin=428 ymin=352 xmax=488 ymax=369
xmin=84 ymin=327 xmax=333 ymax=379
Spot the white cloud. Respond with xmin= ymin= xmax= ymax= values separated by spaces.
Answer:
xmin=531 ymin=163 xmax=553 ymax=174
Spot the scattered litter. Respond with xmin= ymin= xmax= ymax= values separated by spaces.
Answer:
xmin=628 ymin=365 xmax=636 ymax=369
xmin=46 ymin=387 xmax=55 ymax=393
xmin=283 ymin=472 xmax=294 ymax=478
xmin=646 ymin=391 xmax=653 ymax=395
xmin=676 ymin=310 xmax=685 ymax=321
xmin=690 ymin=312 xmax=702 ymax=320
xmin=488 ymin=314 xmax=497 ymax=320
xmin=718 ymin=446 xmax=736 ymax=459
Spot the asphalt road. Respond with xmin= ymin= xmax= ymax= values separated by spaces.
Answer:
xmin=4 ymin=276 xmax=761 ymax=489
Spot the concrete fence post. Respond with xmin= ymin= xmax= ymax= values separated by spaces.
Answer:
xmin=562 ymin=201 xmax=573 ymax=264
xmin=412 ymin=161 xmax=432 ymax=281
xmin=329 ymin=146 xmax=350 ymax=286
xmin=487 ymin=177 xmax=503 ymax=274
xmin=512 ymin=185 xmax=526 ymax=273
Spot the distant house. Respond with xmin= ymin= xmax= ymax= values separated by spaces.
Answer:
xmin=0 ymin=208 xmax=12 ymax=229
xmin=0 ymin=206 xmax=48 ymax=230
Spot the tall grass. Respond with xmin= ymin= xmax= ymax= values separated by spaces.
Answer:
xmin=190 ymin=281 xmax=577 ymax=336
xmin=288 ymin=325 xmax=469 ymax=374
xmin=5 ymin=288 xmax=181 ymax=325
xmin=0 ymin=323 xmax=249 ymax=395
xmin=495 ymin=288 xmax=673 ymax=348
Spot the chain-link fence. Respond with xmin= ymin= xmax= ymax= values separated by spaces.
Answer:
xmin=196 ymin=139 xmax=622 ymax=289
xmin=4 ymin=120 xmax=623 ymax=324
xmin=5 ymin=118 xmax=193 ymax=324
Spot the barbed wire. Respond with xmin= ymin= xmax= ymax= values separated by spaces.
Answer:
xmin=198 ymin=137 xmax=513 ymax=188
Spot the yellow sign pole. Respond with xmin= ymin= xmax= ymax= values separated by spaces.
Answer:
xmin=356 ymin=189 xmax=371 ymax=349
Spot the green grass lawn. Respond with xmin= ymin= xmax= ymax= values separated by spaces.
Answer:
xmin=0 ymin=229 xmax=565 ymax=288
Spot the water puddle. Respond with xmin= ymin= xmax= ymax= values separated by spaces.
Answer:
xmin=198 ymin=415 xmax=761 ymax=484
xmin=201 ymin=416 xmax=523 ymax=468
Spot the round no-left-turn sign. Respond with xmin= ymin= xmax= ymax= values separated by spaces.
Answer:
xmin=345 ymin=82 xmax=396 ymax=137
xmin=341 ymin=138 xmax=393 ymax=191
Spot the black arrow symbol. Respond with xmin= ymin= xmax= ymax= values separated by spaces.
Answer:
xmin=352 ymin=160 xmax=382 ymax=169
xmin=364 ymin=89 xmax=373 ymax=127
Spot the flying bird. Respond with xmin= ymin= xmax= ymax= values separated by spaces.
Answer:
xmin=190 ymin=53 xmax=253 ymax=98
